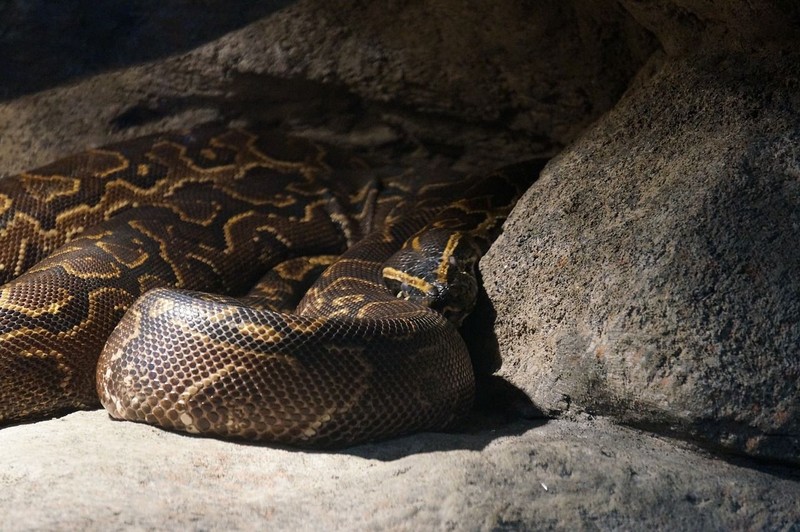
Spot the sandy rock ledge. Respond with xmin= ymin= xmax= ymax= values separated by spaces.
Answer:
xmin=1 ymin=411 xmax=798 ymax=530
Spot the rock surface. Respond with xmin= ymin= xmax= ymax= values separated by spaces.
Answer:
xmin=219 ymin=0 xmax=655 ymax=147
xmin=1 ymin=411 xmax=798 ymax=530
xmin=619 ymin=0 xmax=800 ymax=54
xmin=0 ymin=1 xmax=293 ymax=99
xmin=482 ymin=50 xmax=800 ymax=464
xmin=0 ymin=0 xmax=655 ymax=176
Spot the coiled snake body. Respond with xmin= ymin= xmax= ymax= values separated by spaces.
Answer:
xmin=0 ymin=125 xmax=536 ymax=446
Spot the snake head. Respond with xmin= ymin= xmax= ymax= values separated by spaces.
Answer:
xmin=383 ymin=229 xmax=481 ymax=326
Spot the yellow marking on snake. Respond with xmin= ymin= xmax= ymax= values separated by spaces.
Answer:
xmin=221 ymin=211 xmax=257 ymax=253
xmin=214 ymin=184 xmax=300 ymax=208
xmin=382 ymin=266 xmax=435 ymax=295
xmin=0 ymin=287 xmax=131 ymax=344
xmin=88 ymin=149 xmax=132 ymax=178
xmin=179 ymin=363 xmax=249 ymax=402
xmin=12 ymin=237 xmax=29 ymax=277
xmin=96 ymin=241 xmax=150 ymax=270
xmin=255 ymin=222 xmax=295 ymax=249
xmin=214 ymin=128 xmax=317 ymax=175
xmin=0 ymin=193 xmax=12 ymax=217
xmin=144 ymin=295 xmax=177 ymax=320
xmin=235 ymin=322 xmax=284 ymax=343
xmin=185 ymin=252 xmax=225 ymax=278
xmin=272 ymin=255 xmax=337 ymax=281
xmin=16 ymin=174 xmax=80 ymax=203
xmin=436 ymin=232 xmax=462 ymax=284
xmin=128 ymin=220 xmax=188 ymax=288
xmin=284 ymin=316 xmax=329 ymax=335
xmin=60 ymin=257 xmax=123 ymax=280
xmin=136 ymin=273 xmax=168 ymax=294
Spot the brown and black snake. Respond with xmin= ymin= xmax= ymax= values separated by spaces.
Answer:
xmin=0 ymin=124 xmax=540 ymax=446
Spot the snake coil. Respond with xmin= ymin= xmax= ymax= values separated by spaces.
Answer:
xmin=0 ymin=125 xmax=539 ymax=446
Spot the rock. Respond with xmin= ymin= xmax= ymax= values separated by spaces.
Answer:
xmin=618 ymin=0 xmax=800 ymax=54
xmin=222 ymin=0 xmax=655 ymax=146
xmin=1 ymin=411 xmax=798 ymax=529
xmin=482 ymin=50 xmax=800 ymax=464
xmin=0 ymin=0 xmax=655 ymax=175
xmin=0 ymin=1 xmax=293 ymax=99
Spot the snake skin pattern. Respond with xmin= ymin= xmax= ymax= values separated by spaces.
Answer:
xmin=0 ymin=124 xmax=539 ymax=446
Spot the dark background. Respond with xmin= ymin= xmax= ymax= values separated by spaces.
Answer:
xmin=0 ymin=0 xmax=293 ymax=100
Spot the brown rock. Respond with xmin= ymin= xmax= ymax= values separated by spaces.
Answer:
xmin=0 ymin=1 xmax=655 ymax=175
xmin=1 ymin=2 xmax=799 ymax=527
xmin=619 ymin=0 xmax=800 ymax=54
xmin=483 ymin=50 xmax=800 ymax=463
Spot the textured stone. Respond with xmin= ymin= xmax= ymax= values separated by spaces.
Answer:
xmin=219 ymin=0 xmax=655 ymax=146
xmin=0 ymin=0 xmax=655 ymax=176
xmin=0 ymin=1 xmax=293 ymax=99
xmin=619 ymin=0 xmax=800 ymax=54
xmin=1 ymin=411 xmax=798 ymax=530
xmin=482 ymin=50 xmax=800 ymax=464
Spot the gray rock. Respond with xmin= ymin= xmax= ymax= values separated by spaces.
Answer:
xmin=1 ymin=411 xmax=797 ymax=530
xmin=618 ymin=0 xmax=800 ymax=54
xmin=482 ymin=50 xmax=800 ymax=464
xmin=0 ymin=1 xmax=293 ymax=99
xmin=0 ymin=0 xmax=655 ymax=175
xmin=221 ymin=0 xmax=655 ymax=146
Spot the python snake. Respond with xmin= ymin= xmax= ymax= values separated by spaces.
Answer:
xmin=0 ymin=124 xmax=538 ymax=446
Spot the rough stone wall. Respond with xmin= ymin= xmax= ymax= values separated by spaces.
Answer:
xmin=482 ymin=3 xmax=800 ymax=463
xmin=619 ymin=0 xmax=800 ymax=53
xmin=0 ymin=1 xmax=799 ymax=527
xmin=0 ymin=1 xmax=656 ymax=176
xmin=482 ymin=50 xmax=800 ymax=463
xmin=0 ymin=0 xmax=293 ymax=99
xmin=232 ymin=0 xmax=656 ymax=145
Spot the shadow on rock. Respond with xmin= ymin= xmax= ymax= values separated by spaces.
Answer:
xmin=0 ymin=0 xmax=295 ymax=101
xmin=344 ymin=376 xmax=548 ymax=462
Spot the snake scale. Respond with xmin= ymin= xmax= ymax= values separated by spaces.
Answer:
xmin=0 ymin=124 xmax=538 ymax=446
